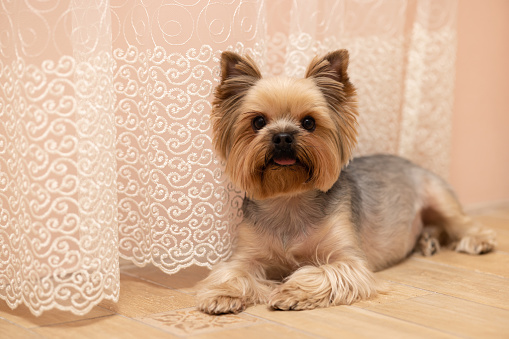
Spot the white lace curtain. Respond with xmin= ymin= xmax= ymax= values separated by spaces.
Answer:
xmin=0 ymin=0 xmax=457 ymax=315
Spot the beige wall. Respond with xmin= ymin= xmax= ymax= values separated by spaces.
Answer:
xmin=450 ymin=0 xmax=509 ymax=207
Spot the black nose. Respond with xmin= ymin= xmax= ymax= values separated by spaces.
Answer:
xmin=272 ymin=133 xmax=294 ymax=148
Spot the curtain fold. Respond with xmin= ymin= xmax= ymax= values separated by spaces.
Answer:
xmin=0 ymin=0 xmax=457 ymax=315
xmin=0 ymin=0 xmax=119 ymax=315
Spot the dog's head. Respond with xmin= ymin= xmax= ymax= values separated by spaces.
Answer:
xmin=211 ymin=50 xmax=358 ymax=199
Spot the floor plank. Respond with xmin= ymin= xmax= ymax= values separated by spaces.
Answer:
xmin=353 ymin=280 xmax=433 ymax=309
xmin=33 ymin=315 xmax=178 ymax=339
xmin=98 ymin=274 xmax=195 ymax=318
xmin=0 ymin=319 xmax=44 ymax=339
xmin=190 ymin=323 xmax=319 ymax=339
xmin=376 ymin=257 xmax=509 ymax=310
xmin=246 ymin=304 xmax=459 ymax=339
xmin=415 ymin=250 xmax=509 ymax=279
xmin=0 ymin=302 xmax=113 ymax=328
xmin=365 ymin=293 xmax=509 ymax=338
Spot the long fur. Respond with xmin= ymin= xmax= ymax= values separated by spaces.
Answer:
xmin=197 ymin=50 xmax=497 ymax=314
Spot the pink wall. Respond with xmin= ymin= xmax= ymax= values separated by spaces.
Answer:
xmin=450 ymin=0 xmax=509 ymax=207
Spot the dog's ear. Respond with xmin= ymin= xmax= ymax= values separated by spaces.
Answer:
xmin=305 ymin=50 xmax=358 ymax=166
xmin=214 ymin=51 xmax=262 ymax=105
xmin=305 ymin=49 xmax=350 ymax=83
xmin=212 ymin=52 xmax=262 ymax=160
xmin=219 ymin=51 xmax=262 ymax=83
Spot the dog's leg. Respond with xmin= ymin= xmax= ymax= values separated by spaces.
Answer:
xmin=268 ymin=211 xmax=378 ymax=311
xmin=425 ymin=178 xmax=496 ymax=254
xmin=269 ymin=258 xmax=377 ymax=311
xmin=196 ymin=259 xmax=272 ymax=314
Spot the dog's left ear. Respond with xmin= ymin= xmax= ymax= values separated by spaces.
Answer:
xmin=305 ymin=50 xmax=358 ymax=167
xmin=305 ymin=49 xmax=350 ymax=83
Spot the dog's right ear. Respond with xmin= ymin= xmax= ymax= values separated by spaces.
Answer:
xmin=212 ymin=52 xmax=262 ymax=160
xmin=219 ymin=51 xmax=262 ymax=83
xmin=216 ymin=52 xmax=262 ymax=101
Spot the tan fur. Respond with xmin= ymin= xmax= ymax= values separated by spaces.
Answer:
xmin=197 ymin=206 xmax=378 ymax=313
xmin=197 ymin=50 xmax=496 ymax=315
xmin=211 ymin=51 xmax=357 ymax=200
xmin=225 ymin=77 xmax=346 ymax=199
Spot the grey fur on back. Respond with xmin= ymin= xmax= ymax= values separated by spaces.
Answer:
xmin=342 ymin=155 xmax=431 ymax=269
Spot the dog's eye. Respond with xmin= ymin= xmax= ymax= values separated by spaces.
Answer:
xmin=301 ymin=117 xmax=315 ymax=131
xmin=252 ymin=116 xmax=266 ymax=131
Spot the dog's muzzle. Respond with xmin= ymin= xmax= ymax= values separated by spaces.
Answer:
xmin=272 ymin=133 xmax=296 ymax=166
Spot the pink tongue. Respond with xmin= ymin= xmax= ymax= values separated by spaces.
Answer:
xmin=274 ymin=158 xmax=296 ymax=166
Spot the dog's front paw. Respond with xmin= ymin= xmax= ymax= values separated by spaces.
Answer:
xmin=197 ymin=295 xmax=248 ymax=315
xmin=269 ymin=266 xmax=333 ymax=311
xmin=269 ymin=263 xmax=377 ymax=311
xmin=269 ymin=282 xmax=324 ymax=311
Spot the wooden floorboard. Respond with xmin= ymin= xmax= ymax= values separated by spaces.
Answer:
xmin=1 ymin=204 xmax=508 ymax=338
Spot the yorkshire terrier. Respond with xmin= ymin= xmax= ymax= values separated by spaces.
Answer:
xmin=196 ymin=49 xmax=496 ymax=314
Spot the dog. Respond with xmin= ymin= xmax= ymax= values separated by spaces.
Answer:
xmin=196 ymin=49 xmax=496 ymax=314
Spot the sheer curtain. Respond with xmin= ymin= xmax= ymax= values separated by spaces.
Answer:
xmin=0 ymin=0 xmax=457 ymax=315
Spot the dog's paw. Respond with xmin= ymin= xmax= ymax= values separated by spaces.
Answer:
xmin=417 ymin=232 xmax=441 ymax=256
xmin=268 ymin=266 xmax=333 ymax=311
xmin=197 ymin=295 xmax=248 ymax=315
xmin=269 ymin=283 xmax=323 ymax=311
xmin=455 ymin=227 xmax=496 ymax=254
xmin=269 ymin=263 xmax=377 ymax=311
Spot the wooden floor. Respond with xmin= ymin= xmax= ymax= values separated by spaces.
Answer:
xmin=1 ymin=204 xmax=509 ymax=338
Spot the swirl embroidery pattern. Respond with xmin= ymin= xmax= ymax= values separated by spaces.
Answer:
xmin=0 ymin=0 xmax=119 ymax=316
xmin=113 ymin=45 xmax=247 ymax=271
xmin=0 ymin=54 xmax=119 ymax=314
